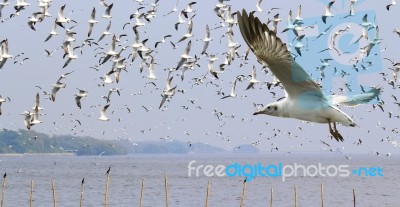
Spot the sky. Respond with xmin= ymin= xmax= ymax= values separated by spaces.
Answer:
xmin=0 ymin=0 xmax=398 ymax=154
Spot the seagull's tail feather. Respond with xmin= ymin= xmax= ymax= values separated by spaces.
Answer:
xmin=330 ymin=87 xmax=382 ymax=107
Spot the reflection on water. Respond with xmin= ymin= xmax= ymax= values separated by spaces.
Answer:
xmin=0 ymin=153 xmax=398 ymax=206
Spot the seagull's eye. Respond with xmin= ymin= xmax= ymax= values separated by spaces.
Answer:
xmin=267 ymin=106 xmax=271 ymax=110
xmin=274 ymin=106 xmax=278 ymax=110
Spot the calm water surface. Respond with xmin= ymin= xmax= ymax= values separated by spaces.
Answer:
xmin=0 ymin=153 xmax=398 ymax=207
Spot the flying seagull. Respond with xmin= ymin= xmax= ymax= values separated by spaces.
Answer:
xmin=75 ymin=89 xmax=88 ymax=109
xmin=0 ymin=1 xmax=10 ymax=19
xmin=176 ymin=40 xmax=192 ymax=70
xmin=0 ymin=95 xmax=5 ymax=115
xmin=386 ymin=0 xmax=397 ymax=11
xmin=98 ymin=104 xmax=110 ymax=121
xmin=322 ymin=0 xmax=335 ymax=24
xmin=87 ymin=7 xmax=99 ymax=37
xmin=0 ymin=39 xmax=13 ymax=69
xmin=159 ymin=76 xmax=177 ymax=109
xmin=246 ymin=66 xmax=260 ymax=90
xmin=237 ymin=10 xmax=381 ymax=141
xmin=221 ymin=78 xmax=238 ymax=99
xmin=51 ymin=81 xmax=66 ymax=102
xmin=44 ymin=20 xmax=59 ymax=42
xmin=200 ymin=24 xmax=212 ymax=54
xmin=102 ymin=3 xmax=113 ymax=18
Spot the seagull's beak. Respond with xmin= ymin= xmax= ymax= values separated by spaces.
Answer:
xmin=253 ymin=111 xmax=262 ymax=115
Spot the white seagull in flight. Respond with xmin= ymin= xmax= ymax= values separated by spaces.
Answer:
xmin=98 ymin=104 xmax=110 ymax=121
xmin=238 ymin=10 xmax=381 ymax=141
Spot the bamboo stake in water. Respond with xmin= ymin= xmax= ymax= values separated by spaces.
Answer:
xmin=239 ymin=178 xmax=247 ymax=207
xmin=205 ymin=181 xmax=210 ymax=207
xmin=321 ymin=183 xmax=324 ymax=207
xmin=1 ymin=173 xmax=6 ymax=207
xmin=164 ymin=174 xmax=169 ymax=207
xmin=51 ymin=179 xmax=56 ymax=207
xmin=30 ymin=180 xmax=33 ymax=207
xmin=139 ymin=178 xmax=144 ymax=207
xmin=353 ymin=188 xmax=356 ymax=207
xmin=270 ymin=187 xmax=273 ymax=207
xmin=104 ymin=173 xmax=110 ymax=207
xmin=294 ymin=184 xmax=297 ymax=207
xmin=80 ymin=178 xmax=85 ymax=207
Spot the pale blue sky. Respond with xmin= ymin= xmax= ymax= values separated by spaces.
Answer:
xmin=0 ymin=0 xmax=398 ymax=153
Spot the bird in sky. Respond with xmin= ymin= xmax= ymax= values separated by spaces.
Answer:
xmin=238 ymin=10 xmax=381 ymax=141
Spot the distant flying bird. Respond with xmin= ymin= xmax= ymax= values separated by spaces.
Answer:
xmin=87 ymin=7 xmax=99 ymax=37
xmin=51 ymin=81 xmax=66 ymax=102
xmin=0 ymin=95 xmax=5 ymax=115
xmin=256 ymin=0 xmax=263 ymax=12
xmin=75 ymin=89 xmax=88 ymax=109
xmin=313 ymin=24 xmax=332 ymax=41
xmin=159 ymin=76 xmax=177 ymax=109
xmin=221 ymin=78 xmax=238 ymax=99
xmin=21 ymin=111 xmax=33 ymax=130
xmin=174 ymin=10 xmax=187 ymax=31
xmin=100 ymin=0 xmax=108 ymax=7
xmin=63 ymin=44 xmax=78 ymax=68
xmin=322 ymin=0 xmax=335 ymax=24
xmin=147 ymin=56 xmax=157 ymax=80
xmin=176 ymin=40 xmax=192 ymax=70
xmin=28 ymin=12 xmax=43 ymax=31
xmin=0 ymin=39 xmax=13 ymax=69
xmin=44 ymin=20 xmax=59 ymax=42
xmin=386 ymin=0 xmax=397 ymax=10
xmin=200 ymin=24 xmax=212 ymax=54
xmin=164 ymin=0 xmax=179 ymax=16
xmin=102 ymin=3 xmax=113 ymax=18
xmin=364 ymin=26 xmax=382 ymax=57
xmin=0 ymin=1 xmax=10 ymax=19
xmin=183 ymin=2 xmax=196 ymax=14
xmin=155 ymin=35 xmax=172 ymax=48
xmin=101 ymin=34 xmax=117 ymax=64
xmin=176 ymin=18 xmax=194 ymax=44
xmin=246 ymin=66 xmax=260 ymax=90
xmin=98 ymin=21 xmax=112 ymax=42
xmin=98 ymin=104 xmax=110 ymax=121
xmin=56 ymin=4 xmax=74 ymax=28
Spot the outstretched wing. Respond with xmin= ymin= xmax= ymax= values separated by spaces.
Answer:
xmin=237 ymin=10 xmax=323 ymax=98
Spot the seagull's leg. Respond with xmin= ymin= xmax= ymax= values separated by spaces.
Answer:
xmin=328 ymin=120 xmax=344 ymax=142
xmin=333 ymin=122 xmax=344 ymax=142
xmin=328 ymin=120 xmax=336 ymax=139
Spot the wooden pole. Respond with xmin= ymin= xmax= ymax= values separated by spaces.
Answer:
xmin=80 ymin=178 xmax=85 ymax=207
xmin=239 ymin=179 xmax=246 ymax=207
xmin=30 ymin=180 xmax=33 ymax=207
xmin=294 ymin=184 xmax=297 ymax=207
xmin=321 ymin=183 xmax=324 ymax=207
xmin=353 ymin=188 xmax=356 ymax=207
xmin=205 ymin=181 xmax=210 ymax=207
xmin=104 ymin=174 xmax=110 ymax=207
xmin=164 ymin=174 xmax=169 ymax=207
xmin=270 ymin=187 xmax=273 ymax=207
xmin=51 ymin=179 xmax=56 ymax=207
xmin=139 ymin=178 xmax=144 ymax=207
xmin=1 ymin=173 xmax=6 ymax=207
